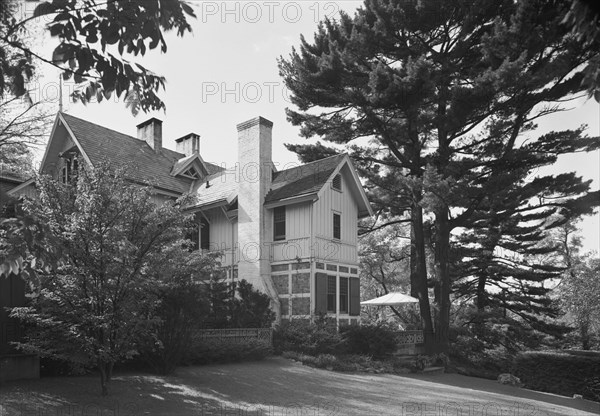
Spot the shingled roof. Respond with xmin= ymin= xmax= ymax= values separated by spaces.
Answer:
xmin=189 ymin=154 xmax=347 ymax=209
xmin=265 ymin=154 xmax=345 ymax=203
xmin=61 ymin=113 xmax=222 ymax=194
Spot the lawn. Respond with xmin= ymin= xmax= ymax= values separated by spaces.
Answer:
xmin=1 ymin=357 xmax=598 ymax=415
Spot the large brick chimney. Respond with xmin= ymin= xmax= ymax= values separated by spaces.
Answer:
xmin=236 ymin=116 xmax=278 ymax=307
xmin=136 ymin=117 xmax=162 ymax=153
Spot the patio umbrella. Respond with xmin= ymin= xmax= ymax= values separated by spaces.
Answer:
xmin=360 ymin=292 xmax=419 ymax=306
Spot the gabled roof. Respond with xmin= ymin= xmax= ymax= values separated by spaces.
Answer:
xmin=265 ymin=154 xmax=345 ymax=203
xmin=189 ymin=153 xmax=372 ymax=218
xmin=57 ymin=113 xmax=222 ymax=194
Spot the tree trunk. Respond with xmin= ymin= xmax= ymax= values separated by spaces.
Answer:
xmin=580 ymin=319 xmax=591 ymax=350
xmin=411 ymin=203 xmax=435 ymax=354
xmin=98 ymin=361 xmax=111 ymax=396
xmin=434 ymin=210 xmax=451 ymax=354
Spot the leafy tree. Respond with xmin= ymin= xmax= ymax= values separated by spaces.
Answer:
xmin=279 ymin=0 xmax=600 ymax=352
xmin=552 ymin=221 xmax=600 ymax=349
xmin=359 ymin=222 xmax=415 ymax=323
xmin=0 ymin=0 xmax=196 ymax=113
xmin=9 ymin=162 xmax=196 ymax=395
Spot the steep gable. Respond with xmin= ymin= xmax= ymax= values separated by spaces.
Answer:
xmin=59 ymin=113 xmax=222 ymax=195
xmin=265 ymin=154 xmax=345 ymax=203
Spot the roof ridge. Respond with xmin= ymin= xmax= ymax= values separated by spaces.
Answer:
xmin=277 ymin=153 xmax=345 ymax=173
xmin=61 ymin=112 xmax=186 ymax=158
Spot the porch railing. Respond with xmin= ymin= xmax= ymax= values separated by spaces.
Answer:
xmin=397 ymin=330 xmax=424 ymax=345
xmin=195 ymin=328 xmax=273 ymax=346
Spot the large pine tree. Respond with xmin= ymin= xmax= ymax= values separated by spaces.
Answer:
xmin=279 ymin=0 xmax=600 ymax=352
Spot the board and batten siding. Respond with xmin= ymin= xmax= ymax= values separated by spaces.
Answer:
xmin=312 ymin=167 xmax=359 ymax=264
xmin=269 ymin=202 xmax=311 ymax=262
xmin=201 ymin=208 xmax=238 ymax=266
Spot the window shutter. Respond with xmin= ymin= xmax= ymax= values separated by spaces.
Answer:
xmin=349 ymin=277 xmax=360 ymax=316
xmin=314 ymin=272 xmax=328 ymax=315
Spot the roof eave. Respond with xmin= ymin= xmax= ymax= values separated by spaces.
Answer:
xmin=264 ymin=192 xmax=319 ymax=209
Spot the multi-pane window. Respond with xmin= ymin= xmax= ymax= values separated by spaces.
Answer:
xmin=274 ymin=206 xmax=286 ymax=241
xmin=339 ymin=277 xmax=348 ymax=313
xmin=333 ymin=213 xmax=341 ymax=240
xmin=332 ymin=174 xmax=342 ymax=191
xmin=327 ymin=275 xmax=336 ymax=312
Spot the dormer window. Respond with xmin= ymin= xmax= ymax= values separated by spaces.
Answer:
xmin=332 ymin=174 xmax=342 ymax=191
xmin=182 ymin=167 xmax=199 ymax=179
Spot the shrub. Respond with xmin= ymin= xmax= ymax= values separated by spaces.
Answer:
xmin=339 ymin=323 xmax=398 ymax=358
xmin=273 ymin=319 xmax=343 ymax=356
xmin=512 ymin=351 xmax=600 ymax=401
xmin=188 ymin=338 xmax=272 ymax=365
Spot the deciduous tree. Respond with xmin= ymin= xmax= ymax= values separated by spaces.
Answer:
xmin=10 ymin=162 xmax=196 ymax=395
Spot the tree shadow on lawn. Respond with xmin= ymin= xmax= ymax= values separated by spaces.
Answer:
xmin=2 ymin=358 xmax=599 ymax=415
xmin=0 ymin=371 xmax=242 ymax=416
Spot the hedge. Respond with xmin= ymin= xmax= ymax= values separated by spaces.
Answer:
xmin=512 ymin=351 xmax=600 ymax=401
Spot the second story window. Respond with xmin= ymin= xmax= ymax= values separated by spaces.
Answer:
xmin=274 ymin=206 xmax=286 ymax=241
xmin=333 ymin=213 xmax=341 ymax=240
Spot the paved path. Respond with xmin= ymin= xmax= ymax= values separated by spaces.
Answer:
xmin=1 ymin=357 xmax=598 ymax=415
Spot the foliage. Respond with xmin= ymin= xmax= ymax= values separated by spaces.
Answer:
xmin=0 ymin=0 xmax=195 ymax=113
xmin=512 ymin=351 xmax=600 ymax=401
xmin=9 ymin=162 xmax=195 ymax=395
xmin=279 ymin=0 xmax=600 ymax=353
xmin=231 ymin=279 xmax=276 ymax=328
xmin=201 ymin=275 xmax=275 ymax=329
xmin=339 ymin=323 xmax=399 ymax=359
xmin=562 ymin=0 xmax=600 ymax=101
xmin=552 ymin=222 xmax=600 ymax=349
xmin=273 ymin=318 xmax=343 ymax=356
xmin=140 ymin=251 xmax=221 ymax=375
xmin=188 ymin=338 xmax=272 ymax=366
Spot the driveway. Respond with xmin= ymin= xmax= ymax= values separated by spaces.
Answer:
xmin=1 ymin=357 xmax=598 ymax=415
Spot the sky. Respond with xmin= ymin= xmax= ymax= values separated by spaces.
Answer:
xmin=22 ymin=0 xmax=600 ymax=253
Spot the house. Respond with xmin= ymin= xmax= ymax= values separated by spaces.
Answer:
xmin=8 ymin=112 xmax=373 ymax=326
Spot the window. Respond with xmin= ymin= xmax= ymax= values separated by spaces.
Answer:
xmin=61 ymin=157 xmax=79 ymax=184
xmin=188 ymin=222 xmax=199 ymax=251
xmin=274 ymin=206 xmax=286 ymax=241
xmin=333 ymin=213 xmax=341 ymax=240
xmin=339 ymin=277 xmax=348 ymax=313
xmin=200 ymin=217 xmax=210 ymax=250
xmin=332 ymin=174 xmax=342 ymax=191
xmin=327 ymin=275 xmax=336 ymax=312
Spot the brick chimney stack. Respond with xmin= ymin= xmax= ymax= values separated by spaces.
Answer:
xmin=236 ymin=116 xmax=276 ymax=303
xmin=136 ymin=118 xmax=162 ymax=153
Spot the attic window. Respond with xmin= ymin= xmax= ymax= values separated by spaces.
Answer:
xmin=182 ymin=167 xmax=199 ymax=179
xmin=332 ymin=174 xmax=342 ymax=191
